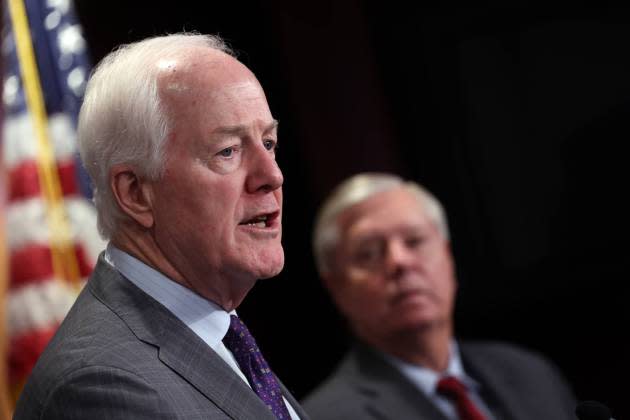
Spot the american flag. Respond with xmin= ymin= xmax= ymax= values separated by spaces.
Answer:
xmin=1 ymin=0 xmax=104 ymax=401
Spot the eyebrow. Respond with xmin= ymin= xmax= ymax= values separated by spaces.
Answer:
xmin=212 ymin=120 xmax=279 ymax=136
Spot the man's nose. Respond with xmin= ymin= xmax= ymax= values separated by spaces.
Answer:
xmin=245 ymin=144 xmax=284 ymax=194
xmin=384 ymin=239 xmax=414 ymax=278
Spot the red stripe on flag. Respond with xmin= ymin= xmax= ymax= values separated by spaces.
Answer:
xmin=8 ymin=324 xmax=59 ymax=384
xmin=8 ymin=159 xmax=79 ymax=201
xmin=10 ymin=243 xmax=93 ymax=289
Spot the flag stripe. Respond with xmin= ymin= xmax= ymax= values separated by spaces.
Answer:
xmin=7 ymin=279 xmax=80 ymax=337
xmin=8 ymin=159 xmax=79 ymax=201
xmin=9 ymin=243 xmax=91 ymax=289
xmin=6 ymin=196 xmax=102 ymax=258
xmin=2 ymin=113 xmax=77 ymax=169
xmin=8 ymin=325 xmax=59 ymax=384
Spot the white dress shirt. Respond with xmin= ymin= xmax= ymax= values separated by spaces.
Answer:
xmin=105 ymin=244 xmax=300 ymax=420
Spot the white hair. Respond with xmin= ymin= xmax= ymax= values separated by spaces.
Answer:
xmin=77 ymin=33 xmax=233 ymax=239
xmin=313 ymin=173 xmax=450 ymax=276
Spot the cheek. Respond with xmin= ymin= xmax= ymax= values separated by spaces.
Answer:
xmin=426 ymin=249 xmax=454 ymax=279
xmin=183 ymin=176 xmax=241 ymax=218
xmin=344 ymin=276 xmax=388 ymax=310
xmin=433 ymin=264 xmax=456 ymax=304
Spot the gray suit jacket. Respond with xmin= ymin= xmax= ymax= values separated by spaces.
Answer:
xmin=303 ymin=341 xmax=576 ymax=420
xmin=14 ymin=255 xmax=308 ymax=420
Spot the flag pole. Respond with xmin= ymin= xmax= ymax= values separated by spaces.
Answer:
xmin=0 ymin=157 xmax=11 ymax=420
xmin=0 ymin=216 xmax=10 ymax=420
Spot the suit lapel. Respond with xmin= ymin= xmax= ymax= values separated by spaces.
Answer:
xmin=156 ymin=325 xmax=277 ymax=420
xmin=349 ymin=343 xmax=448 ymax=420
xmin=460 ymin=343 xmax=529 ymax=420
xmin=89 ymin=255 xmax=276 ymax=420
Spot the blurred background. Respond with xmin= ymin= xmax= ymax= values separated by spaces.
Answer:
xmin=3 ymin=2 xmax=629 ymax=419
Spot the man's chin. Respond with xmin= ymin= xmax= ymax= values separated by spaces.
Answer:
xmin=395 ymin=313 xmax=448 ymax=333
xmin=253 ymin=251 xmax=285 ymax=280
xmin=258 ymin=260 xmax=285 ymax=279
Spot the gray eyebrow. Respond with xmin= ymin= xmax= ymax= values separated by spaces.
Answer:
xmin=212 ymin=120 xmax=278 ymax=136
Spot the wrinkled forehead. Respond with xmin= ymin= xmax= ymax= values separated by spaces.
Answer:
xmin=153 ymin=48 xmax=271 ymax=136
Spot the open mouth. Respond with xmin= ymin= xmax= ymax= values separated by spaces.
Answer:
xmin=239 ymin=211 xmax=280 ymax=228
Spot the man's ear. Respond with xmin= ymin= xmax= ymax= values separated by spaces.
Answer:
xmin=321 ymin=272 xmax=335 ymax=293
xmin=109 ymin=164 xmax=155 ymax=229
xmin=321 ymin=271 xmax=344 ymax=303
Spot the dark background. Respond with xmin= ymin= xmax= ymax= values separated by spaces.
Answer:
xmin=74 ymin=3 xmax=629 ymax=418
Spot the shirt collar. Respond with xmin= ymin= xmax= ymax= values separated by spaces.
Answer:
xmin=385 ymin=341 xmax=481 ymax=397
xmin=105 ymin=243 xmax=234 ymax=350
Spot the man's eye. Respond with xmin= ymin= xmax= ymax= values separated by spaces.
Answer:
xmin=406 ymin=236 xmax=424 ymax=248
xmin=353 ymin=243 xmax=383 ymax=266
xmin=219 ymin=147 xmax=234 ymax=157
xmin=263 ymin=139 xmax=277 ymax=151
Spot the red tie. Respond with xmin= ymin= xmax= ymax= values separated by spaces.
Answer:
xmin=436 ymin=376 xmax=487 ymax=420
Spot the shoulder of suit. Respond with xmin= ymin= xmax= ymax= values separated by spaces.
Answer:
xmin=459 ymin=339 xmax=562 ymax=374
xmin=21 ymin=286 xmax=159 ymax=393
xmin=302 ymin=379 xmax=366 ymax=420
xmin=301 ymin=347 xmax=372 ymax=417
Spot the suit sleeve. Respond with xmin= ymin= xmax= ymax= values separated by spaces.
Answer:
xmin=39 ymin=365 xmax=172 ymax=420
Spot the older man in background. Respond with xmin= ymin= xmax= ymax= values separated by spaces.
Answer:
xmin=14 ymin=34 xmax=307 ymax=420
xmin=303 ymin=173 xmax=576 ymax=420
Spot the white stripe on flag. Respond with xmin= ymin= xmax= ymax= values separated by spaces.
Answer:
xmin=2 ymin=113 xmax=78 ymax=169
xmin=7 ymin=196 xmax=105 ymax=261
xmin=7 ymin=278 xmax=83 ymax=336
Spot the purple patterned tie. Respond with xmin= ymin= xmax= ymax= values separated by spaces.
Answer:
xmin=223 ymin=315 xmax=291 ymax=420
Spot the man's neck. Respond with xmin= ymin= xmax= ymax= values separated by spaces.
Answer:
xmin=111 ymin=227 xmax=188 ymax=288
xmin=110 ymin=225 xmax=256 ymax=311
xmin=359 ymin=323 xmax=453 ymax=372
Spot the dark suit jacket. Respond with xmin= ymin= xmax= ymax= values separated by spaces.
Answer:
xmin=303 ymin=341 xmax=576 ymax=420
xmin=14 ymin=255 xmax=308 ymax=420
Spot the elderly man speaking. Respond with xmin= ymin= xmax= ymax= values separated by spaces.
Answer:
xmin=303 ymin=173 xmax=576 ymax=420
xmin=14 ymin=34 xmax=307 ymax=420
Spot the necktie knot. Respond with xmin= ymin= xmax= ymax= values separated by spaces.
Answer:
xmin=223 ymin=315 xmax=290 ymax=420
xmin=223 ymin=314 xmax=258 ymax=353
xmin=436 ymin=376 xmax=487 ymax=420
xmin=437 ymin=375 xmax=469 ymax=398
